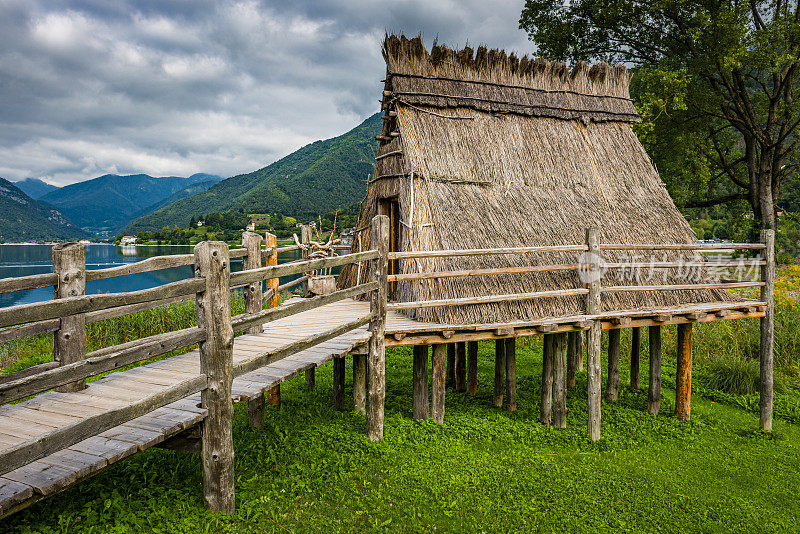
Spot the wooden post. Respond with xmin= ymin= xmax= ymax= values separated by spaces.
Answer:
xmin=264 ymin=232 xmax=282 ymax=405
xmin=431 ymin=343 xmax=447 ymax=423
xmin=577 ymin=330 xmax=584 ymax=372
xmin=412 ymin=345 xmax=429 ymax=419
xmin=455 ymin=341 xmax=467 ymax=392
xmin=505 ymin=338 xmax=517 ymax=412
xmin=301 ymin=224 xmax=312 ymax=294
xmin=242 ymin=232 xmax=265 ymax=429
xmin=194 ymin=241 xmax=235 ymax=514
xmin=333 ymin=357 xmax=345 ymax=410
xmin=447 ymin=343 xmax=456 ymax=388
xmin=353 ymin=353 xmax=367 ymax=414
xmin=467 ymin=341 xmax=478 ymax=396
xmin=606 ymin=329 xmax=620 ymax=401
xmin=760 ymin=228 xmax=775 ymax=431
xmin=647 ymin=325 xmax=662 ymax=415
xmin=52 ymin=242 xmax=86 ymax=393
xmin=630 ymin=327 xmax=641 ymax=390
xmin=567 ymin=331 xmax=577 ymax=388
xmin=553 ymin=333 xmax=568 ymax=428
xmin=366 ymin=215 xmax=388 ymax=441
xmin=493 ymin=340 xmax=505 ymax=408
xmin=675 ymin=323 xmax=693 ymax=421
xmin=586 ymin=227 xmax=602 ymax=441
xmin=540 ymin=333 xmax=554 ymax=425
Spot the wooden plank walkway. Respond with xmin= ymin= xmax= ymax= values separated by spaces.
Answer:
xmin=0 ymin=296 xmax=766 ymax=516
xmin=0 ymin=299 xmax=371 ymax=517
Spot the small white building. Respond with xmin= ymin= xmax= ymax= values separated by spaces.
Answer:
xmin=119 ymin=236 xmax=137 ymax=246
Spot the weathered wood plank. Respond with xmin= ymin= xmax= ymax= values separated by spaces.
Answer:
xmin=387 ymin=288 xmax=589 ymax=311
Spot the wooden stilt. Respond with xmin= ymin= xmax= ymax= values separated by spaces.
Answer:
xmin=366 ymin=215 xmax=388 ymax=441
xmin=333 ymin=358 xmax=345 ymax=410
xmin=630 ymin=327 xmax=641 ymax=390
xmin=586 ymin=227 xmax=602 ymax=441
xmin=447 ymin=343 xmax=456 ymax=388
xmin=432 ymin=343 xmax=447 ymax=423
xmin=305 ymin=368 xmax=315 ymax=387
xmin=493 ymin=340 xmax=505 ymax=408
xmin=577 ymin=330 xmax=584 ymax=372
xmin=606 ymin=328 xmax=620 ymax=401
xmin=675 ymin=323 xmax=693 ymax=421
xmin=194 ymin=241 xmax=235 ymax=514
xmin=353 ymin=353 xmax=366 ymax=414
xmin=268 ymin=385 xmax=281 ymax=407
xmin=242 ymin=232 xmax=265 ymax=427
xmin=567 ymin=331 xmax=577 ymax=388
xmin=455 ymin=341 xmax=467 ymax=392
xmin=467 ymin=341 xmax=478 ymax=396
xmin=760 ymin=228 xmax=775 ymax=431
xmin=540 ymin=333 xmax=554 ymax=425
xmin=505 ymin=338 xmax=517 ymax=412
xmin=647 ymin=325 xmax=661 ymax=415
xmin=412 ymin=345 xmax=429 ymax=420
xmin=247 ymin=396 xmax=264 ymax=429
xmin=553 ymin=333 xmax=568 ymax=428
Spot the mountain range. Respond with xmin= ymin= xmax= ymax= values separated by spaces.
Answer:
xmin=38 ymin=173 xmax=222 ymax=235
xmin=13 ymin=178 xmax=59 ymax=199
xmin=0 ymin=178 xmax=87 ymax=242
xmin=125 ymin=112 xmax=381 ymax=233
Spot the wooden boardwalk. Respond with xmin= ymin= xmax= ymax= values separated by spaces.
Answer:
xmin=0 ymin=299 xmax=371 ymax=517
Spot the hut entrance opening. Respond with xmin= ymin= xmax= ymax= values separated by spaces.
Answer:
xmin=378 ymin=198 xmax=401 ymax=296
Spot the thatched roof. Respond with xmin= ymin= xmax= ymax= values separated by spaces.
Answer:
xmin=340 ymin=34 xmax=741 ymax=325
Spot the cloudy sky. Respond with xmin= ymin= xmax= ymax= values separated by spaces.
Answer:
xmin=0 ymin=0 xmax=532 ymax=186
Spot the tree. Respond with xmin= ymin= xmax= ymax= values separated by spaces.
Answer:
xmin=520 ymin=0 xmax=800 ymax=233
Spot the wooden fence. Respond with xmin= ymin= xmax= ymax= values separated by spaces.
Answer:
xmin=0 ymin=220 xmax=388 ymax=514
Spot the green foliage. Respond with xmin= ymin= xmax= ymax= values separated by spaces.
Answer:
xmin=0 ymin=177 xmax=88 ymax=242
xmin=125 ymin=114 xmax=381 ymax=234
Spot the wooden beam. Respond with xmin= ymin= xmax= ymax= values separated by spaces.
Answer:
xmin=242 ymin=232 xmax=265 ymax=430
xmin=387 ymin=288 xmax=589 ymax=311
xmin=447 ymin=343 xmax=456 ymax=388
xmin=412 ymin=345 xmax=429 ymax=419
xmin=333 ymin=357 xmax=345 ymax=410
xmin=194 ymin=241 xmax=235 ymax=515
xmin=567 ymin=331 xmax=577 ymax=389
xmin=675 ymin=323 xmax=693 ymax=421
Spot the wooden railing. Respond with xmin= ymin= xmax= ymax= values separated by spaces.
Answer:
xmin=0 ymin=222 xmax=388 ymax=515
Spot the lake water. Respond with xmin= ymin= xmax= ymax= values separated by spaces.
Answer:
xmin=0 ymin=244 xmax=303 ymax=308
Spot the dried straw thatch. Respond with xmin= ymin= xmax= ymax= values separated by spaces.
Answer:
xmin=340 ymin=34 xmax=741 ymax=325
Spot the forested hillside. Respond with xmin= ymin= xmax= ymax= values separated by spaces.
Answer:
xmin=0 ymin=178 xmax=87 ymax=242
xmin=39 ymin=173 xmax=222 ymax=235
xmin=13 ymin=178 xmax=59 ymax=199
xmin=125 ymin=113 xmax=381 ymax=233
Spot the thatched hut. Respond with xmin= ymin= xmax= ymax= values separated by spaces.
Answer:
xmin=341 ymin=34 xmax=740 ymax=325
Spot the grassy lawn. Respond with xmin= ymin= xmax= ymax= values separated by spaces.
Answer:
xmin=3 ymin=335 xmax=799 ymax=533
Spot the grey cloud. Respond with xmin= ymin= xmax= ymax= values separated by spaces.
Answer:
xmin=0 ymin=0 xmax=530 ymax=186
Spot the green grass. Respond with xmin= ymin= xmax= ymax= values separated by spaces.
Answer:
xmin=2 ymin=337 xmax=800 ymax=533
